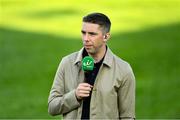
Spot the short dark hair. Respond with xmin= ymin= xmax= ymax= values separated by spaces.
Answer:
xmin=83 ymin=12 xmax=111 ymax=33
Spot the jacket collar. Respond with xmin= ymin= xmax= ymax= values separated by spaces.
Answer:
xmin=74 ymin=46 xmax=114 ymax=68
xmin=103 ymin=47 xmax=113 ymax=68
xmin=74 ymin=48 xmax=84 ymax=65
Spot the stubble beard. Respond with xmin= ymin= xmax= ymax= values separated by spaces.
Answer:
xmin=86 ymin=44 xmax=103 ymax=56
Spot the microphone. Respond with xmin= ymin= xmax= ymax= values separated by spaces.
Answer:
xmin=82 ymin=56 xmax=94 ymax=71
xmin=82 ymin=56 xmax=94 ymax=91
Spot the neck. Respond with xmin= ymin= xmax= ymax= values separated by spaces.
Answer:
xmin=89 ymin=45 xmax=106 ymax=63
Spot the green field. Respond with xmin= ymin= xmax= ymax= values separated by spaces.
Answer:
xmin=0 ymin=0 xmax=180 ymax=119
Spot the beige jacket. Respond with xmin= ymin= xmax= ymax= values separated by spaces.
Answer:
xmin=48 ymin=47 xmax=135 ymax=119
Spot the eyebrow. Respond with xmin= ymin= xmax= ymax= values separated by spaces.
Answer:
xmin=81 ymin=30 xmax=98 ymax=35
xmin=81 ymin=30 xmax=85 ymax=33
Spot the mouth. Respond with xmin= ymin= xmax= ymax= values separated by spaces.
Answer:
xmin=84 ymin=44 xmax=93 ymax=48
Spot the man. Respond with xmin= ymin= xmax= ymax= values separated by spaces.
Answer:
xmin=48 ymin=12 xmax=135 ymax=119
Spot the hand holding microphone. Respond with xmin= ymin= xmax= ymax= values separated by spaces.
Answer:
xmin=75 ymin=83 xmax=93 ymax=100
xmin=75 ymin=56 xmax=94 ymax=100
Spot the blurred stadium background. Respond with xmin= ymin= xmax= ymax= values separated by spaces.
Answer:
xmin=0 ymin=0 xmax=180 ymax=119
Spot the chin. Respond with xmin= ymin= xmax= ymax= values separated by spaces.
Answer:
xmin=87 ymin=50 xmax=96 ymax=55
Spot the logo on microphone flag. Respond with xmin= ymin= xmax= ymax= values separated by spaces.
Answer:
xmin=82 ymin=56 xmax=94 ymax=71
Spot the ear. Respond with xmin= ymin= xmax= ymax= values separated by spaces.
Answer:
xmin=103 ymin=33 xmax=110 ymax=42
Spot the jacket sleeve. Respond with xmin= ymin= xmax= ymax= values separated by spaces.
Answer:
xmin=48 ymin=58 xmax=81 ymax=116
xmin=118 ymin=65 xmax=136 ymax=119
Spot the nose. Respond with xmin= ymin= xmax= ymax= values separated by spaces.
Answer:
xmin=83 ymin=34 xmax=90 ymax=42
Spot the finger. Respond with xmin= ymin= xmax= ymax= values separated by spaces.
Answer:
xmin=79 ymin=83 xmax=92 ymax=87
xmin=79 ymin=86 xmax=92 ymax=91
xmin=79 ymin=90 xmax=91 ymax=94
xmin=78 ymin=85 xmax=92 ymax=91
xmin=79 ymin=93 xmax=90 ymax=97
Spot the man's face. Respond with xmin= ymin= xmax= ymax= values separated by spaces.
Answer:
xmin=81 ymin=22 xmax=106 ymax=55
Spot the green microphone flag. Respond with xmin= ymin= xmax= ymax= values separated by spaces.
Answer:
xmin=82 ymin=56 xmax=94 ymax=71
